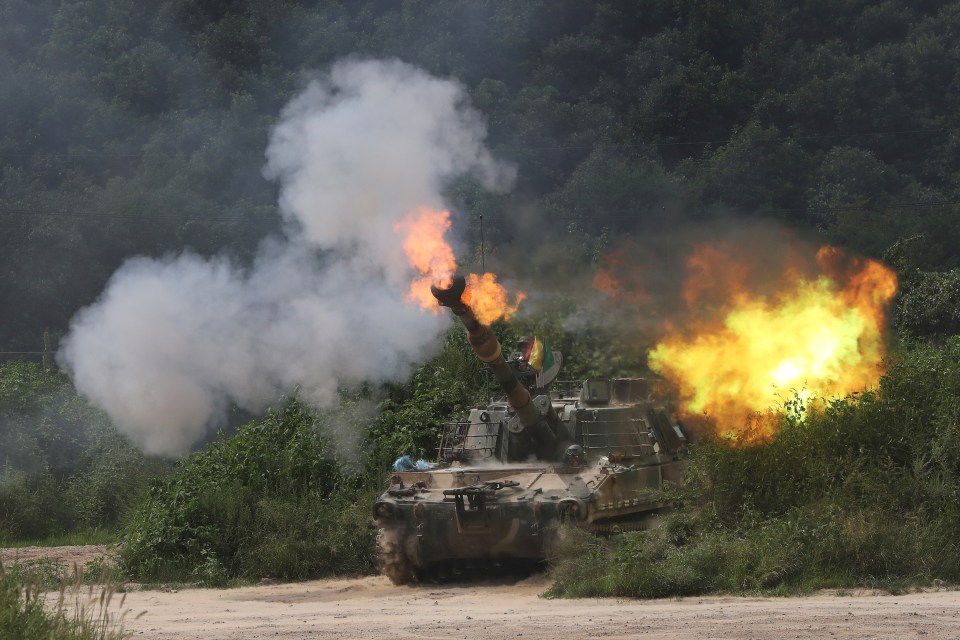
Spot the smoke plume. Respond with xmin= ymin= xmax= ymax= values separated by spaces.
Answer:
xmin=58 ymin=59 xmax=515 ymax=456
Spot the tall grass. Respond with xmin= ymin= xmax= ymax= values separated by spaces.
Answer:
xmin=548 ymin=337 xmax=960 ymax=597
xmin=2 ymin=530 xmax=119 ymax=548
xmin=0 ymin=562 xmax=134 ymax=640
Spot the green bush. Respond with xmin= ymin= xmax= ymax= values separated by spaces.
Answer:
xmin=0 ymin=472 xmax=71 ymax=541
xmin=119 ymin=397 xmax=377 ymax=582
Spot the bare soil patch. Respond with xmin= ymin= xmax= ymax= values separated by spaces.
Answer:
xmin=0 ymin=544 xmax=113 ymax=570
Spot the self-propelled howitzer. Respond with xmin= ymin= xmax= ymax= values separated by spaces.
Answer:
xmin=374 ymin=275 xmax=687 ymax=584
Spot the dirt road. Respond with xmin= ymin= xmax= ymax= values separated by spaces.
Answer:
xmin=96 ymin=575 xmax=960 ymax=640
xmin=5 ymin=547 xmax=960 ymax=639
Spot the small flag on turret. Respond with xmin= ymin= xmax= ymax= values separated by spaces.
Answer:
xmin=524 ymin=336 xmax=555 ymax=373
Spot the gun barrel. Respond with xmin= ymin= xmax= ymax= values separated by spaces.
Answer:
xmin=432 ymin=276 xmax=540 ymax=427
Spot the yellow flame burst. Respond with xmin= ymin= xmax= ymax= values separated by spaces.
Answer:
xmin=648 ymin=246 xmax=897 ymax=443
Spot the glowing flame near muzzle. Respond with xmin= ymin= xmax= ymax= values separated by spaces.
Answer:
xmin=648 ymin=245 xmax=898 ymax=443
xmin=394 ymin=206 xmax=525 ymax=324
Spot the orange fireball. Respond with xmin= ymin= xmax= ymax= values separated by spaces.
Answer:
xmin=394 ymin=206 xmax=525 ymax=323
xmin=394 ymin=207 xmax=457 ymax=312
xmin=648 ymin=245 xmax=897 ymax=443
xmin=464 ymin=273 xmax=527 ymax=325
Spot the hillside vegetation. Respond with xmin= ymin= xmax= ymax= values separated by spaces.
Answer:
xmin=2 ymin=0 xmax=960 ymax=352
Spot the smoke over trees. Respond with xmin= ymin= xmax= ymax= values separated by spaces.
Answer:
xmin=57 ymin=60 xmax=514 ymax=455
xmin=0 ymin=1 xmax=957 ymax=453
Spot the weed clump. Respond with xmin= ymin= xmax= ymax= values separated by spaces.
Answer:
xmin=0 ymin=561 xmax=133 ymax=640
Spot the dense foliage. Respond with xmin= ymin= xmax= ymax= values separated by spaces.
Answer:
xmin=0 ymin=362 xmax=166 ymax=542
xmin=120 ymin=399 xmax=372 ymax=582
xmin=2 ymin=0 xmax=960 ymax=352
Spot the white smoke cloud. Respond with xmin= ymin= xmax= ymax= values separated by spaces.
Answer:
xmin=265 ymin=59 xmax=513 ymax=263
xmin=58 ymin=59 xmax=515 ymax=456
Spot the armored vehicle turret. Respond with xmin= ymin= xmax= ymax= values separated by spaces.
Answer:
xmin=374 ymin=275 xmax=687 ymax=584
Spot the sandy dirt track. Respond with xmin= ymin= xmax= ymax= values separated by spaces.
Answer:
xmin=100 ymin=576 xmax=960 ymax=640
xmin=6 ymin=547 xmax=960 ymax=639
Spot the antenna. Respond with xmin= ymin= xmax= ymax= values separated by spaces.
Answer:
xmin=480 ymin=214 xmax=485 ymax=273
